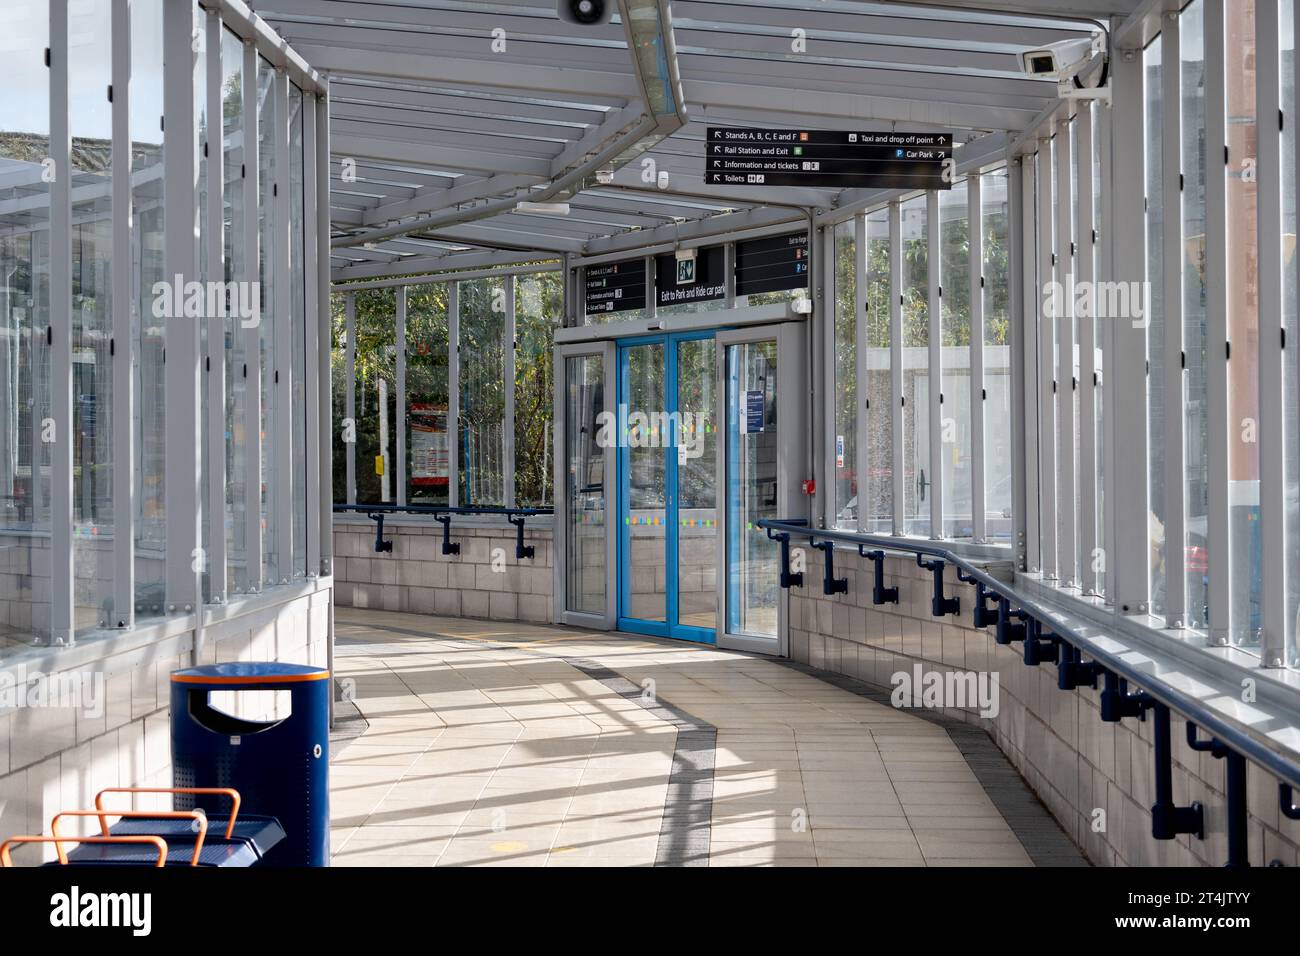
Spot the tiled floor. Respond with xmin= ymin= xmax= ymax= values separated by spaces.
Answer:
xmin=329 ymin=607 xmax=1047 ymax=867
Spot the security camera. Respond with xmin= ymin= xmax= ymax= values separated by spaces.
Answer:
xmin=1021 ymin=34 xmax=1104 ymax=80
xmin=558 ymin=0 xmax=612 ymax=26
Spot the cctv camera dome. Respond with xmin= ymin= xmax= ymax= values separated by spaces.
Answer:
xmin=559 ymin=0 xmax=611 ymax=26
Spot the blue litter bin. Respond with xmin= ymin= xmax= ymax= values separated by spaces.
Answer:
xmin=170 ymin=662 xmax=330 ymax=866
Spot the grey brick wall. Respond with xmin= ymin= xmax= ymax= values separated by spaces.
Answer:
xmin=789 ymin=547 xmax=1300 ymax=867
xmin=333 ymin=518 xmax=553 ymax=623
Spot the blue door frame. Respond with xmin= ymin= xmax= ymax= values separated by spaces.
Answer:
xmin=617 ymin=330 xmax=716 ymax=643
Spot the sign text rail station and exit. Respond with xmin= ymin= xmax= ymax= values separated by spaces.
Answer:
xmin=705 ymin=128 xmax=953 ymax=190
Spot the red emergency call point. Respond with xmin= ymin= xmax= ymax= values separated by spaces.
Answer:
xmin=802 ymin=478 xmax=816 ymax=496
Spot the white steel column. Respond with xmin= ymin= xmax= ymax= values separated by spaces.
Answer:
xmin=1037 ymin=139 xmax=1057 ymax=580
xmin=927 ymin=191 xmax=943 ymax=539
xmin=504 ymin=274 xmax=517 ymax=507
xmin=304 ymin=93 xmax=321 ymax=576
xmin=1256 ymin=0 xmax=1286 ymax=666
xmin=162 ymin=0 xmax=202 ymax=612
xmin=889 ymin=202 xmax=905 ymax=534
xmin=49 ymin=1 xmax=73 ymax=643
xmin=204 ymin=9 xmax=227 ymax=602
xmin=1019 ymin=155 xmax=1040 ymax=572
xmin=110 ymin=0 xmax=133 ymax=626
xmin=1077 ymin=106 xmax=1099 ymax=596
xmin=1097 ymin=65 xmax=1117 ymax=605
xmin=854 ymin=213 xmax=869 ymax=533
xmin=1055 ymin=120 xmax=1076 ymax=588
xmin=241 ymin=40 xmax=263 ymax=591
xmin=448 ymin=281 xmax=460 ymax=508
xmin=315 ymin=90 xmax=333 ymax=575
xmin=396 ymin=285 xmax=407 ymax=506
xmin=1110 ymin=45 xmax=1152 ymax=616
xmin=272 ymin=69 xmax=293 ymax=583
xmin=1204 ymin=0 xmax=1230 ymax=644
xmin=1162 ymin=22 xmax=1187 ymax=628
xmin=968 ymin=173 xmax=986 ymax=543
xmin=344 ymin=293 xmax=356 ymax=505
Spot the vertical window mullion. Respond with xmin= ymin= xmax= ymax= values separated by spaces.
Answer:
xmin=1055 ymin=121 xmax=1077 ymax=587
xmin=240 ymin=40 xmax=262 ymax=590
xmin=822 ymin=225 xmax=837 ymax=528
xmin=272 ymin=68 xmax=292 ymax=584
xmin=1019 ymin=155 xmax=1041 ymax=573
xmin=927 ymin=191 xmax=943 ymax=539
xmin=1097 ymin=82 xmax=1117 ymax=605
xmin=504 ymin=274 xmax=517 ymax=508
xmin=162 ymin=0 xmax=201 ymax=609
xmin=1111 ymin=44 xmax=1152 ymax=616
xmin=969 ymin=173 xmax=986 ymax=543
xmin=1204 ymin=0 xmax=1230 ymax=643
xmin=1162 ymin=23 xmax=1188 ymax=627
xmin=854 ymin=213 xmax=868 ymax=534
xmin=203 ymin=9 xmax=227 ymax=601
xmin=889 ymin=202 xmax=905 ymax=534
xmin=1077 ymin=106 xmax=1099 ymax=596
xmin=345 ymin=292 xmax=356 ymax=505
xmin=1037 ymin=143 xmax=1058 ymax=579
xmin=111 ymin=0 xmax=133 ymax=625
xmin=448 ymin=281 xmax=460 ymax=508
xmin=1256 ymin=0 xmax=1286 ymax=666
xmin=396 ymin=285 xmax=407 ymax=506
xmin=49 ymin=0 xmax=73 ymax=641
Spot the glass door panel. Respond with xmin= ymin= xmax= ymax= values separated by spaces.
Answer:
xmin=726 ymin=339 xmax=780 ymax=639
xmin=622 ymin=342 xmax=667 ymax=624
xmin=676 ymin=338 xmax=717 ymax=630
xmin=564 ymin=354 xmax=606 ymax=617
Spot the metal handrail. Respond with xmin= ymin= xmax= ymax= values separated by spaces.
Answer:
xmin=333 ymin=503 xmax=553 ymax=559
xmin=758 ymin=517 xmax=1300 ymax=793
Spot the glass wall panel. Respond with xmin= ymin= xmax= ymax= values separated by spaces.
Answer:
xmin=940 ymin=181 xmax=972 ymax=538
xmin=289 ymin=83 xmax=306 ymax=580
xmin=353 ymin=288 xmax=396 ymax=504
xmin=0 ymin=1 xmax=51 ymax=651
xmin=901 ymin=196 xmax=930 ymax=535
xmin=1282 ymin=0 xmax=1299 ymax=658
xmin=70 ymin=0 xmax=115 ymax=630
xmin=132 ymin=0 xmax=166 ymax=619
xmin=405 ymin=284 xmax=450 ymax=506
xmin=565 ymin=354 xmax=605 ymax=616
xmin=832 ymin=219 xmax=857 ymax=528
xmin=222 ymin=27 xmax=247 ymax=591
xmin=676 ymin=336 xmax=716 ymax=630
xmin=1182 ymin=0 xmax=1210 ymax=630
xmin=863 ymin=210 xmax=893 ymax=532
xmin=458 ymin=278 xmax=506 ymax=506
xmin=1226 ymin=5 xmax=1260 ymax=645
xmin=515 ymin=273 xmax=560 ymax=507
xmin=982 ymin=167 xmax=1013 ymax=540
xmin=330 ymin=292 xmax=348 ymax=502
xmin=625 ymin=343 xmax=666 ymax=622
xmin=257 ymin=57 xmax=277 ymax=582
xmin=1144 ymin=38 xmax=1167 ymax=617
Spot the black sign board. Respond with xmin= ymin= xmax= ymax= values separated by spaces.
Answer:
xmin=655 ymin=245 xmax=725 ymax=308
xmin=735 ymin=232 xmax=809 ymax=298
xmin=584 ymin=258 xmax=647 ymax=316
xmin=706 ymin=128 xmax=952 ymax=190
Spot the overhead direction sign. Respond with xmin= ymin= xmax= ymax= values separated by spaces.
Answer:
xmin=706 ymin=128 xmax=953 ymax=190
xmin=585 ymin=258 xmax=647 ymax=316
xmin=656 ymin=245 xmax=725 ymax=307
xmin=735 ymin=231 xmax=808 ymax=298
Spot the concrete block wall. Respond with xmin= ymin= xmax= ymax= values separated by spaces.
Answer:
xmin=789 ymin=547 xmax=1300 ymax=867
xmin=333 ymin=518 xmax=553 ymax=623
xmin=0 ymin=585 xmax=330 ymax=862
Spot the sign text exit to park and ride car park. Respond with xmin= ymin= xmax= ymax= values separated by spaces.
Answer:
xmin=705 ymin=128 xmax=953 ymax=190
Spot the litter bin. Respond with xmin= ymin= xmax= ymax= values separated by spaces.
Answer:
xmin=170 ymin=662 xmax=330 ymax=866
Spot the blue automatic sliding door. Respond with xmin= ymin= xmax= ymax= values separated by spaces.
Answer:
xmin=617 ymin=331 xmax=717 ymax=642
